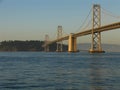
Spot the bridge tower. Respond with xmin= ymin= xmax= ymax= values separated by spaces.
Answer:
xmin=44 ymin=34 xmax=49 ymax=52
xmin=56 ymin=26 xmax=63 ymax=52
xmin=89 ymin=4 xmax=105 ymax=53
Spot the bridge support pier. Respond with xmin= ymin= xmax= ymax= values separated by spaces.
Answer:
xmin=45 ymin=45 xmax=49 ymax=52
xmin=44 ymin=34 xmax=49 ymax=52
xmin=68 ymin=33 xmax=77 ymax=52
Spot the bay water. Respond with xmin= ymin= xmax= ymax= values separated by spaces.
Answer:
xmin=0 ymin=52 xmax=120 ymax=90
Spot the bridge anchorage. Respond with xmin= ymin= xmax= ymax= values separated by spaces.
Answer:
xmin=68 ymin=33 xmax=77 ymax=52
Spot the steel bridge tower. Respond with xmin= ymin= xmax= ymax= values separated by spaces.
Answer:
xmin=89 ymin=4 xmax=105 ymax=53
xmin=44 ymin=34 xmax=49 ymax=52
xmin=56 ymin=26 xmax=63 ymax=52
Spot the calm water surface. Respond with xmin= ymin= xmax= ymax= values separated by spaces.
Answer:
xmin=0 ymin=52 xmax=120 ymax=90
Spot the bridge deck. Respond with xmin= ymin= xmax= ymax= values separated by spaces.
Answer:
xmin=47 ymin=22 xmax=120 ymax=45
xmin=73 ymin=22 xmax=120 ymax=37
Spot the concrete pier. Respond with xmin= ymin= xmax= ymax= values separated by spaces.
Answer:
xmin=68 ymin=33 xmax=77 ymax=52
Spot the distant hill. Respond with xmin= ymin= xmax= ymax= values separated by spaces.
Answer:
xmin=0 ymin=41 xmax=119 ymax=52
xmin=0 ymin=40 xmax=68 ymax=52
xmin=77 ymin=43 xmax=120 ymax=52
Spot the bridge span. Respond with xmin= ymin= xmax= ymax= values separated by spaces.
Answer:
xmin=44 ymin=4 xmax=120 ymax=53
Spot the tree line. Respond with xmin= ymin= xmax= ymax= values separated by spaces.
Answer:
xmin=0 ymin=40 xmax=68 ymax=52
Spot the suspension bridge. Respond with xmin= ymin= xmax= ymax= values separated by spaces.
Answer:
xmin=43 ymin=4 xmax=120 ymax=53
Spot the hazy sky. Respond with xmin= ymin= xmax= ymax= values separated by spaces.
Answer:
xmin=0 ymin=0 xmax=120 ymax=45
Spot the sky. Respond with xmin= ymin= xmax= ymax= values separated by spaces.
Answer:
xmin=0 ymin=0 xmax=120 ymax=45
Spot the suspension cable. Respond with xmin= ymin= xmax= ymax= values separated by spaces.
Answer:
xmin=101 ymin=7 xmax=120 ymax=19
xmin=75 ymin=8 xmax=92 ymax=33
xmin=62 ymin=29 xmax=69 ymax=36
xmin=82 ymin=18 xmax=92 ymax=31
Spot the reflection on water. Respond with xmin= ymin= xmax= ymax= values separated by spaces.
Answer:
xmin=90 ymin=54 xmax=104 ymax=90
